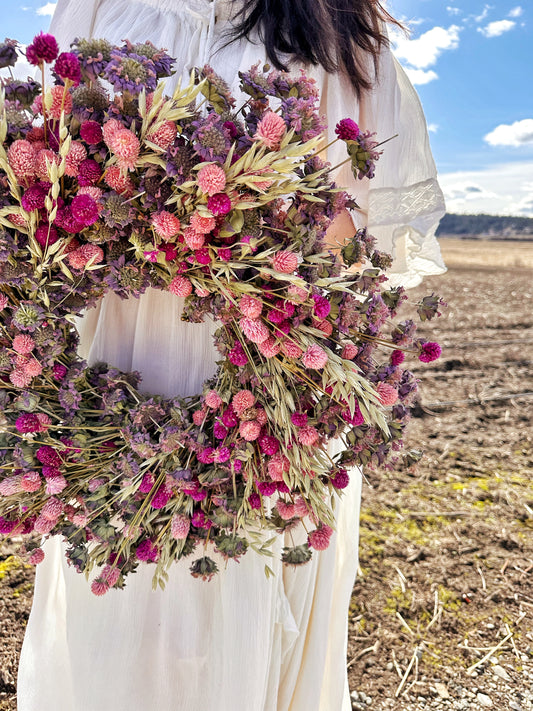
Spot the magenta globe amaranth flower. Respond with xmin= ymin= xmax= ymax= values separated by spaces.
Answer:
xmin=26 ymin=32 xmax=59 ymax=66
xmin=335 ymin=118 xmax=360 ymax=141
xmin=54 ymin=52 xmax=82 ymax=86
xmin=418 ymin=341 xmax=442 ymax=363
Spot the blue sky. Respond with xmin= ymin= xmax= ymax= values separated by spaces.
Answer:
xmin=2 ymin=0 xmax=532 ymax=215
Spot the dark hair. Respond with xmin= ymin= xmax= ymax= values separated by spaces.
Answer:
xmin=228 ymin=0 xmax=403 ymax=96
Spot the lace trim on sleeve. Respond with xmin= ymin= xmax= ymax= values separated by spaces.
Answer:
xmin=368 ymin=178 xmax=445 ymax=227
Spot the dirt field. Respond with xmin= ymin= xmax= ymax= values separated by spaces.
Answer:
xmin=1 ymin=239 xmax=532 ymax=710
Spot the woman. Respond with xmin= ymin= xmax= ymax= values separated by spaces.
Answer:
xmin=17 ymin=2 xmax=446 ymax=710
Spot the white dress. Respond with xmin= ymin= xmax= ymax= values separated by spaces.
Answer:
xmin=17 ymin=2 xmax=446 ymax=710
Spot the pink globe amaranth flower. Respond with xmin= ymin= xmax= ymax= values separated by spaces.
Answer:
xmin=136 ymin=539 xmax=159 ymax=562
xmin=35 ymin=149 xmax=60 ymax=180
xmin=335 ymin=118 xmax=360 ymax=141
xmin=258 ymin=336 xmax=280 ymax=358
xmin=33 ymin=514 xmax=56 ymax=534
xmin=239 ymin=419 xmax=261 ymax=441
xmin=47 ymin=85 xmax=73 ymax=120
xmin=102 ymin=119 xmax=124 ymax=145
xmin=190 ymin=212 xmax=216 ymax=234
xmin=101 ymin=565 xmax=121 ymax=587
xmin=302 ymin=344 xmax=328 ymax=370
xmin=41 ymin=497 xmax=63 ymax=521
xmin=0 ymin=294 xmax=8 ymax=310
xmin=15 ymin=413 xmax=40 ymax=434
xmin=240 ymin=317 xmax=270 ymax=344
xmin=258 ymin=434 xmax=280 ymax=456
xmin=0 ymin=475 xmax=23 ymax=496
xmin=214 ymin=446 xmax=231 ymax=463
xmin=280 ymin=339 xmax=303 ymax=359
xmin=248 ymin=493 xmax=261 ymax=510
xmin=194 ymin=248 xmax=211 ymax=265
xmin=277 ymin=500 xmax=296 ymax=520
xmin=21 ymin=471 xmax=42 ymax=493
xmin=36 ymin=413 xmax=51 ymax=431
xmin=313 ymin=319 xmax=333 ymax=337
xmin=312 ymin=295 xmax=331 ymax=319
xmin=308 ymin=525 xmax=333 ymax=551
xmin=197 ymin=163 xmax=226 ymax=196
xmin=45 ymin=475 xmax=67 ymax=495
xmin=13 ymin=334 xmax=35 ymax=354
xmin=192 ymin=408 xmax=207 ymax=426
xmin=138 ymin=472 xmax=155 ymax=494
xmin=184 ymin=227 xmax=205 ymax=250
xmin=257 ymin=481 xmax=277 ymax=496
xmin=298 ymin=425 xmax=320 ymax=447
xmin=228 ymin=342 xmax=248 ymax=366
xmin=239 ymin=295 xmax=263 ymax=319
xmin=376 ymin=381 xmax=399 ymax=406
xmin=68 ymin=244 xmax=104 ymax=270
xmin=213 ymin=421 xmax=228 ymax=439
xmin=254 ymin=111 xmax=286 ymax=149
xmin=36 ymin=446 xmax=62 ymax=466
xmin=7 ymin=140 xmax=36 ymax=179
xmin=217 ymin=247 xmax=232 ymax=262
xmin=29 ymin=548 xmax=45 ymax=565
xmin=331 ymin=469 xmax=350 ymax=489
xmin=291 ymin=412 xmax=308 ymax=427
xmin=419 ymin=341 xmax=442 ymax=363
xmin=26 ymin=32 xmax=59 ymax=66
xmin=342 ymin=342 xmax=359 ymax=360
xmin=72 ymin=512 xmax=89 ymax=527
xmin=104 ymin=165 xmax=134 ymax=196
xmin=197 ymin=447 xmax=215 ymax=464
xmin=205 ymin=390 xmax=223 ymax=409
xmin=21 ymin=184 xmax=48 ymax=212
xmin=169 ymin=275 xmax=193 ymax=297
xmin=256 ymin=408 xmax=268 ymax=426
xmin=65 ymin=141 xmax=87 ymax=177
xmin=232 ymin=389 xmax=256 ymax=415
xmin=151 ymin=487 xmax=172 ymax=509
xmin=109 ymin=129 xmax=140 ymax=171
xmin=70 ymin=194 xmax=99 ymax=227
xmin=91 ymin=579 xmax=109 ymax=596
xmin=52 ymin=363 xmax=67 ymax=381
xmin=147 ymin=120 xmax=178 ymax=149
xmin=272 ymin=250 xmax=298 ymax=274
xmin=221 ymin=405 xmax=238 ymax=428
xmin=267 ymin=454 xmax=288 ymax=481
xmin=152 ymin=211 xmax=181 ymax=240
xmin=390 ymin=349 xmax=405 ymax=366
xmin=9 ymin=368 xmax=33 ymax=388
xmin=207 ymin=192 xmax=231 ymax=216
xmin=80 ymin=121 xmax=103 ymax=145
xmin=191 ymin=511 xmax=211 ymax=530
xmin=78 ymin=186 xmax=103 ymax=203
xmin=287 ymin=284 xmax=308 ymax=302
xmin=22 ymin=358 xmax=43 ymax=382
xmin=8 ymin=213 xmax=28 ymax=228
xmin=293 ymin=496 xmax=309 ymax=518
xmin=171 ymin=514 xmax=190 ymax=540
xmin=54 ymin=52 xmax=81 ymax=86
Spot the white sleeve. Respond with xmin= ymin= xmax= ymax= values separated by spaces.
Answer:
xmin=320 ymin=45 xmax=447 ymax=288
xmin=47 ymin=0 xmax=102 ymax=50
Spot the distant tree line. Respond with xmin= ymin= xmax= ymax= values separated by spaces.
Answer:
xmin=436 ymin=213 xmax=533 ymax=238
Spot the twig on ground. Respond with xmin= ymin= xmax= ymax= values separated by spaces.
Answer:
xmin=466 ymin=633 xmax=513 ymax=676
xmin=396 ymin=612 xmax=414 ymax=636
xmin=395 ymin=645 xmax=424 ymax=697
xmin=476 ymin=565 xmax=487 ymax=591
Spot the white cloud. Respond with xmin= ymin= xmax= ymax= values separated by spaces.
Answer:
xmin=508 ymin=6 xmax=523 ymax=18
xmin=390 ymin=25 xmax=461 ymax=70
xmin=446 ymin=6 xmax=461 ymax=16
xmin=403 ymin=68 xmax=439 ymax=85
xmin=427 ymin=123 xmax=439 ymax=134
xmin=478 ymin=19 xmax=516 ymax=37
xmin=484 ymin=119 xmax=533 ymax=147
xmin=474 ymin=4 xmax=493 ymax=23
xmin=439 ymin=162 xmax=533 ymax=216
xmin=36 ymin=2 xmax=57 ymax=16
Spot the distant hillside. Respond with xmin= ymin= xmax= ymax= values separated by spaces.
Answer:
xmin=436 ymin=213 xmax=533 ymax=239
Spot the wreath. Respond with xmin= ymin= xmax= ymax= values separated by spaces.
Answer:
xmin=0 ymin=34 xmax=443 ymax=592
